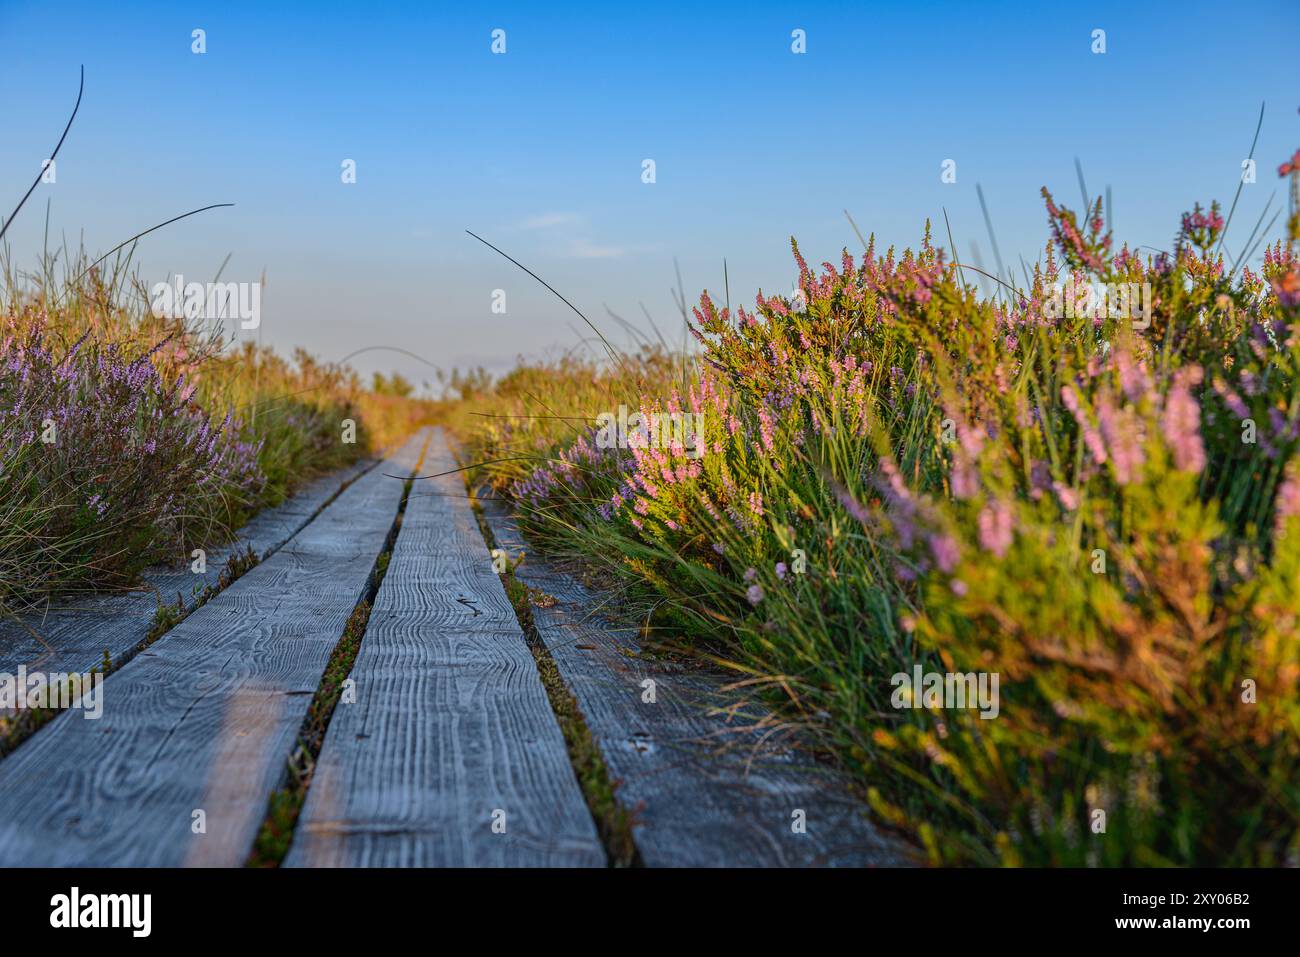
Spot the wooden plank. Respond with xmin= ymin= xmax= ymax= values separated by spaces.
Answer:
xmin=0 ymin=458 xmax=376 ymax=680
xmin=0 ymin=430 xmax=430 ymax=866
xmin=478 ymin=497 xmax=914 ymax=867
xmin=285 ymin=428 xmax=603 ymax=867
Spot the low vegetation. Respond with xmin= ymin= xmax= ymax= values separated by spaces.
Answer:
xmin=450 ymin=164 xmax=1300 ymax=865
xmin=0 ymin=249 xmax=434 ymax=606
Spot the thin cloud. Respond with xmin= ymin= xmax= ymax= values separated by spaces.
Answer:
xmin=504 ymin=212 xmax=625 ymax=258
xmin=513 ymin=212 xmax=578 ymax=231
xmin=565 ymin=238 xmax=624 ymax=259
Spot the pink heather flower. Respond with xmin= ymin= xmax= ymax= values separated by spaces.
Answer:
xmin=1062 ymin=384 xmax=1108 ymax=465
xmin=1116 ymin=350 xmax=1153 ymax=406
xmin=1274 ymin=459 xmax=1300 ymax=538
xmin=1212 ymin=378 xmax=1250 ymax=420
xmin=757 ymin=407 xmax=776 ymax=453
xmin=977 ymin=502 xmax=1014 ymax=558
xmin=1164 ymin=367 xmax=1206 ymax=473
xmin=1279 ymin=148 xmax=1300 ymax=177
xmin=951 ymin=456 xmax=979 ymax=500
xmin=775 ymin=562 xmax=788 ymax=579
xmin=875 ymin=458 xmax=919 ymax=549
xmin=1181 ymin=209 xmax=1224 ymax=234
xmin=746 ymin=584 xmax=765 ymax=606
xmin=712 ymin=542 xmax=726 ymax=555
xmin=950 ymin=579 xmax=968 ymax=597
xmin=1052 ymin=481 xmax=1080 ymax=511
xmin=744 ymin=567 xmax=758 ymax=582
xmin=1098 ymin=396 xmax=1144 ymax=485
xmin=958 ymin=421 xmax=985 ymax=459
xmin=831 ymin=480 xmax=872 ymax=527
xmin=928 ymin=533 xmax=960 ymax=574
xmin=748 ymin=491 xmax=764 ymax=517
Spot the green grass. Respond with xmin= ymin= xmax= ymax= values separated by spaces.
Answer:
xmin=1 ymin=244 xmax=435 ymax=607
xmin=444 ymin=188 xmax=1300 ymax=866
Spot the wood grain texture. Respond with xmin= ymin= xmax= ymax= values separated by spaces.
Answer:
xmin=0 ymin=432 xmax=429 ymax=866
xmin=285 ymin=429 xmax=603 ymax=867
xmin=0 ymin=458 xmax=376 ymax=680
xmin=479 ymin=497 xmax=914 ymax=868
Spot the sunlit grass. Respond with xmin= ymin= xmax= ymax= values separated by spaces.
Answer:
xmin=448 ymin=187 xmax=1300 ymax=867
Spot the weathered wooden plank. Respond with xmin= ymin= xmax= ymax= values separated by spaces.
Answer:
xmin=0 ymin=430 xmax=430 ymax=866
xmin=285 ymin=428 xmax=603 ymax=867
xmin=0 ymin=457 xmax=376 ymax=679
xmin=478 ymin=496 xmax=914 ymax=867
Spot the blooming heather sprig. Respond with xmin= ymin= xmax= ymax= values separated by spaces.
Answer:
xmin=1161 ymin=366 xmax=1207 ymax=474
xmin=977 ymin=501 xmax=1014 ymax=558
xmin=1042 ymin=188 xmax=1110 ymax=273
xmin=1275 ymin=458 xmax=1300 ymax=539
xmin=1062 ymin=384 xmax=1108 ymax=466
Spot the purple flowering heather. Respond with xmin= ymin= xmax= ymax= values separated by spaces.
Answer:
xmin=1212 ymin=377 xmax=1250 ymax=420
xmin=830 ymin=479 xmax=873 ymax=527
xmin=0 ymin=318 xmax=264 ymax=601
xmin=1062 ymin=384 xmax=1109 ymax=466
xmin=977 ymin=501 xmax=1015 ymax=558
xmin=928 ymin=533 xmax=960 ymax=574
xmin=1098 ymin=395 xmax=1145 ymax=486
xmin=1163 ymin=367 xmax=1207 ymax=473
xmin=1274 ymin=458 xmax=1300 ymax=539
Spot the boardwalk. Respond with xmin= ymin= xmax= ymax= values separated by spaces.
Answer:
xmin=0 ymin=427 xmax=909 ymax=867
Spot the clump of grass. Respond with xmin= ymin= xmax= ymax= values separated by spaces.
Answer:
xmin=452 ymin=174 xmax=1300 ymax=866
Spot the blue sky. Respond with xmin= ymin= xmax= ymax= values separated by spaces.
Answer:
xmin=1 ymin=1 xmax=1296 ymax=389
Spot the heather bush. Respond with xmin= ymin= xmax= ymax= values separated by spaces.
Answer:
xmin=461 ymin=175 xmax=1300 ymax=864
xmin=0 ymin=311 xmax=262 ymax=601
xmin=0 ymin=251 xmax=435 ymax=605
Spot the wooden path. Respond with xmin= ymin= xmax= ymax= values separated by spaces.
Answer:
xmin=285 ymin=432 xmax=601 ymax=866
xmin=0 ymin=426 xmax=910 ymax=867
xmin=0 ymin=434 xmax=426 ymax=866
